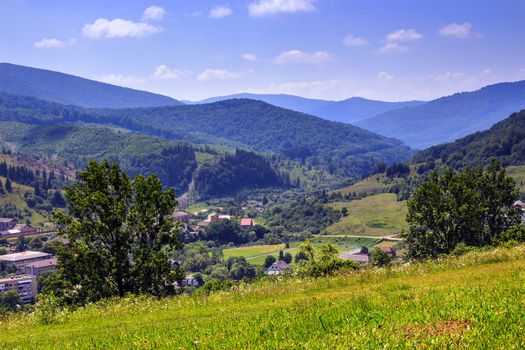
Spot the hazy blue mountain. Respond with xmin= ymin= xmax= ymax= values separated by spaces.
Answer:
xmin=413 ymin=109 xmax=525 ymax=169
xmin=195 ymin=93 xmax=330 ymax=113
xmin=357 ymin=81 xmax=525 ymax=149
xmin=0 ymin=63 xmax=182 ymax=108
xmin=310 ymin=97 xmax=425 ymax=124
xmin=192 ymin=93 xmax=424 ymax=124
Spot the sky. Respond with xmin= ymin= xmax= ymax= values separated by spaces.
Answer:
xmin=1 ymin=0 xmax=524 ymax=102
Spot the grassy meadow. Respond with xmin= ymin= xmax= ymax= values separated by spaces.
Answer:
xmin=507 ymin=165 xmax=525 ymax=194
xmin=223 ymin=236 xmax=383 ymax=265
xmin=332 ymin=174 xmax=391 ymax=195
xmin=2 ymin=245 xmax=525 ymax=348
xmin=326 ymin=193 xmax=408 ymax=237
xmin=0 ymin=176 xmax=50 ymax=228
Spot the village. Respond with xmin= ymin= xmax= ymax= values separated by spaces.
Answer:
xmin=2 ymin=199 xmax=525 ymax=303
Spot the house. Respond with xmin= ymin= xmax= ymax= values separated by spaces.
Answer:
xmin=265 ymin=260 xmax=292 ymax=275
xmin=339 ymin=249 xmax=371 ymax=265
xmin=172 ymin=210 xmax=191 ymax=224
xmin=0 ymin=218 xmax=17 ymax=231
xmin=0 ymin=251 xmax=51 ymax=273
xmin=240 ymin=218 xmax=254 ymax=227
xmin=3 ymin=224 xmax=38 ymax=239
xmin=182 ymin=275 xmax=200 ymax=287
xmin=0 ymin=275 xmax=38 ymax=304
xmin=379 ymin=246 xmax=397 ymax=258
xmin=514 ymin=200 xmax=525 ymax=210
xmin=24 ymin=257 xmax=57 ymax=276
xmin=514 ymin=200 xmax=525 ymax=221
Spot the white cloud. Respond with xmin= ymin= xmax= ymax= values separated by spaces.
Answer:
xmin=142 ymin=6 xmax=166 ymax=21
xmin=99 ymin=74 xmax=146 ymax=86
xmin=377 ymin=71 xmax=394 ymax=81
xmin=197 ymin=69 xmax=240 ymax=81
xmin=153 ymin=65 xmax=191 ymax=80
xmin=481 ymin=68 xmax=493 ymax=75
xmin=433 ymin=72 xmax=466 ymax=81
xmin=241 ymin=53 xmax=257 ymax=61
xmin=34 ymin=38 xmax=76 ymax=48
xmin=82 ymin=18 xmax=163 ymax=39
xmin=386 ymin=29 xmax=423 ymax=42
xmin=249 ymin=0 xmax=316 ymax=17
xmin=379 ymin=43 xmax=409 ymax=54
xmin=439 ymin=23 xmax=472 ymax=39
xmin=209 ymin=5 xmax=233 ymax=18
xmin=273 ymin=50 xmax=332 ymax=64
xmin=343 ymin=35 xmax=368 ymax=46
xmin=519 ymin=68 xmax=525 ymax=76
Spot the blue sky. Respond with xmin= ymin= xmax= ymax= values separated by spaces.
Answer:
xmin=1 ymin=0 xmax=524 ymax=101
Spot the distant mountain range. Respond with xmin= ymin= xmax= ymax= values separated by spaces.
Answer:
xmin=413 ymin=109 xmax=525 ymax=169
xmin=0 ymin=63 xmax=182 ymax=108
xmin=357 ymin=81 xmax=525 ymax=149
xmin=191 ymin=93 xmax=425 ymax=124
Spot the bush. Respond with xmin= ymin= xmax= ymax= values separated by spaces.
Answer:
xmin=370 ymin=249 xmax=392 ymax=267
xmin=497 ymin=224 xmax=525 ymax=244
xmin=451 ymin=243 xmax=478 ymax=256
xmin=199 ymin=279 xmax=233 ymax=294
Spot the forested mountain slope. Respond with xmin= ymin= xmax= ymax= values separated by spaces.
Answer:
xmin=0 ymin=93 xmax=412 ymax=177
xmin=413 ymin=109 xmax=525 ymax=169
xmin=357 ymin=81 xmax=525 ymax=149
xmin=0 ymin=63 xmax=181 ymax=108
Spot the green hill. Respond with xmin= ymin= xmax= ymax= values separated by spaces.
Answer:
xmin=357 ymin=81 xmax=525 ymax=149
xmin=0 ymin=93 xmax=412 ymax=177
xmin=413 ymin=109 xmax=525 ymax=169
xmin=0 ymin=63 xmax=181 ymax=108
xmin=0 ymin=122 xmax=201 ymax=194
xmin=2 ymin=245 xmax=525 ymax=348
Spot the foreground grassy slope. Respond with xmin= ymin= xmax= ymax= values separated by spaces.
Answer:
xmin=326 ymin=193 xmax=408 ymax=237
xmin=3 ymin=245 xmax=525 ymax=349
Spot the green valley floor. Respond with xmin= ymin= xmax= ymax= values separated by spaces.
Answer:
xmin=2 ymin=245 xmax=525 ymax=349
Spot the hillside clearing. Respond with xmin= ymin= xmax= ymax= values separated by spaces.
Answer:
xmin=2 ymin=245 xmax=525 ymax=348
xmin=507 ymin=165 xmax=525 ymax=194
xmin=326 ymin=193 xmax=408 ymax=237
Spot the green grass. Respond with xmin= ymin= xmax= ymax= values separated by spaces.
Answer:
xmin=223 ymin=244 xmax=286 ymax=261
xmin=507 ymin=165 xmax=525 ymax=194
xmin=223 ymin=237 xmax=382 ymax=265
xmin=184 ymin=203 xmax=217 ymax=215
xmin=332 ymin=173 xmax=392 ymax=195
xmin=3 ymin=245 xmax=525 ymax=348
xmin=0 ymin=177 xmax=50 ymax=228
xmin=326 ymin=193 xmax=408 ymax=237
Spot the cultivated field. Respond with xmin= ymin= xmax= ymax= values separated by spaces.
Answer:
xmin=2 ymin=245 xmax=525 ymax=348
xmin=223 ymin=236 xmax=384 ymax=265
xmin=326 ymin=193 xmax=408 ymax=237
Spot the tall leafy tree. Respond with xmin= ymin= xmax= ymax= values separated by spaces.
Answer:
xmin=50 ymin=160 xmax=182 ymax=305
xmin=405 ymin=162 xmax=520 ymax=259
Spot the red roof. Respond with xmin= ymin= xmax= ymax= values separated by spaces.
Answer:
xmin=240 ymin=218 xmax=254 ymax=226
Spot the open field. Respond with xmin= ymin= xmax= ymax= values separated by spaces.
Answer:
xmin=222 ymin=244 xmax=286 ymax=260
xmin=184 ymin=203 xmax=218 ymax=215
xmin=3 ymin=245 xmax=525 ymax=349
xmin=507 ymin=165 xmax=525 ymax=194
xmin=326 ymin=193 xmax=408 ymax=237
xmin=332 ymin=174 xmax=391 ymax=195
xmin=223 ymin=236 xmax=384 ymax=265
